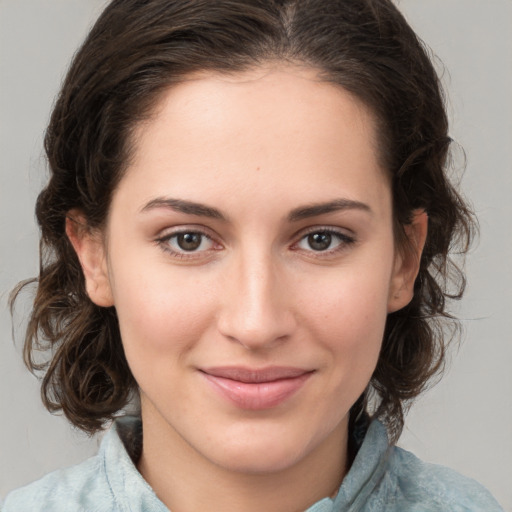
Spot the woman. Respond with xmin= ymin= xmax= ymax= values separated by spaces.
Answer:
xmin=3 ymin=0 xmax=504 ymax=510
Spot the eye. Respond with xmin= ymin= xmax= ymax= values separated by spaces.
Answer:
xmin=173 ymin=232 xmax=206 ymax=251
xmin=157 ymin=230 xmax=218 ymax=257
xmin=295 ymin=229 xmax=355 ymax=253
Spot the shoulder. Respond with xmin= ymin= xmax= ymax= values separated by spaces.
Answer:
xmin=2 ymin=453 xmax=116 ymax=512
xmin=2 ymin=417 xmax=166 ymax=512
xmin=384 ymin=444 xmax=504 ymax=511
xmin=331 ymin=420 xmax=503 ymax=511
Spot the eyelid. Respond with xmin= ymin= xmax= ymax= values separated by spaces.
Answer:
xmin=297 ymin=224 xmax=355 ymax=237
xmin=293 ymin=225 xmax=356 ymax=242
xmin=155 ymin=225 xmax=223 ymax=260
xmin=291 ymin=226 xmax=356 ymax=255
xmin=153 ymin=224 xmax=356 ymax=260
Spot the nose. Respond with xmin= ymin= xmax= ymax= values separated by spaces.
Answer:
xmin=217 ymin=250 xmax=296 ymax=351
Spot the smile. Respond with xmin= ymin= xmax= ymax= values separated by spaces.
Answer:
xmin=199 ymin=366 xmax=314 ymax=410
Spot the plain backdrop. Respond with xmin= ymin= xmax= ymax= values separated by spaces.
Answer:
xmin=1 ymin=0 xmax=511 ymax=509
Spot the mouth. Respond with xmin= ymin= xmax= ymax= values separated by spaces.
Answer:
xmin=199 ymin=366 xmax=314 ymax=410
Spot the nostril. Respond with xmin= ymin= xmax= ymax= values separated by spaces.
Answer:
xmin=217 ymin=305 xmax=296 ymax=350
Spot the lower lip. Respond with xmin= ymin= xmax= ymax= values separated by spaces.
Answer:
xmin=201 ymin=372 xmax=312 ymax=410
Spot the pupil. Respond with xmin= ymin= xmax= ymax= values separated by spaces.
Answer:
xmin=308 ymin=232 xmax=331 ymax=251
xmin=177 ymin=233 xmax=201 ymax=251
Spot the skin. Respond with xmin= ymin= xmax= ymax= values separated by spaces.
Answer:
xmin=68 ymin=65 xmax=427 ymax=512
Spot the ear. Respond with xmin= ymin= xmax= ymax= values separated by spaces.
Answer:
xmin=387 ymin=209 xmax=428 ymax=313
xmin=65 ymin=210 xmax=114 ymax=307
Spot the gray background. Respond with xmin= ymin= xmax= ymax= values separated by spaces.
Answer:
xmin=1 ymin=0 xmax=511 ymax=509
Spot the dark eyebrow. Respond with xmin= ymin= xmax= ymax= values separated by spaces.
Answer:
xmin=140 ymin=197 xmax=227 ymax=220
xmin=288 ymin=199 xmax=372 ymax=222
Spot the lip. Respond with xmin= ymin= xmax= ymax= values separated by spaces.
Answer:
xmin=199 ymin=366 xmax=314 ymax=410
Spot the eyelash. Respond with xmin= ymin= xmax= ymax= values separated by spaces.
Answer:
xmin=155 ymin=228 xmax=219 ymax=260
xmin=292 ymin=227 xmax=356 ymax=257
xmin=155 ymin=226 xmax=356 ymax=260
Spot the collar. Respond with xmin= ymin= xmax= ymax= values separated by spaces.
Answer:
xmin=102 ymin=416 xmax=390 ymax=512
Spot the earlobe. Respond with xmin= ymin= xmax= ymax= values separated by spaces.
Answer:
xmin=387 ymin=209 xmax=428 ymax=313
xmin=65 ymin=210 xmax=114 ymax=307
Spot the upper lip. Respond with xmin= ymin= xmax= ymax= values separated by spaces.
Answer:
xmin=200 ymin=366 xmax=313 ymax=383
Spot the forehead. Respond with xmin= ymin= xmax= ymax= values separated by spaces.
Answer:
xmin=118 ymin=66 xmax=390 ymax=219
xmin=136 ymin=65 xmax=378 ymax=154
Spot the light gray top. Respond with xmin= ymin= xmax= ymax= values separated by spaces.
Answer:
xmin=2 ymin=417 xmax=503 ymax=511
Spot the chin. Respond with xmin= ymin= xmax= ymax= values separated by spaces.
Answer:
xmin=211 ymin=442 xmax=305 ymax=475
xmin=202 ymin=421 xmax=326 ymax=475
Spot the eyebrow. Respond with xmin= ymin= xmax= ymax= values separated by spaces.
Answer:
xmin=140 ymin=196 xmax=371 ymax=222
xmin=140 ymin=197 xmax=227 ymax=220
xmin=287 ymin=198 xmax=372 ymax=222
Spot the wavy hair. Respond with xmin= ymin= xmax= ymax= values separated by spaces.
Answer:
xmin=11 ymin=0 xmax=475 ymax=439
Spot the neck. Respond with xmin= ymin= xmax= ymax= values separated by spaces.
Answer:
xmin=137 ymin=400 xmax=349 ymax=512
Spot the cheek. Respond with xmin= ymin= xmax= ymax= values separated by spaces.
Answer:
xmin=302 ymin=267 xmax=391 ymax=372
xmin=109 ymin=260 xmax=216 ymax=362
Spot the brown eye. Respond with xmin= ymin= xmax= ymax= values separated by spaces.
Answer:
xmin=160 ymin=231 xmax=216 ymax=255
xmin=295 ymin=229 xmax=356 ymax=255
xmin=307 ymin=232 xmax=332 ymax=251
xmin=177 ymin=232 xmax=203 ymax=251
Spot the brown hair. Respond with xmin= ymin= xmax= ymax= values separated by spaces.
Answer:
xmin=11 ymin=0 xmax=474 ymax=440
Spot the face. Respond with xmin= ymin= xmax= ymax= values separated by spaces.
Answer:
xmin=71 ymin=66 xmax=424 ymax=476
